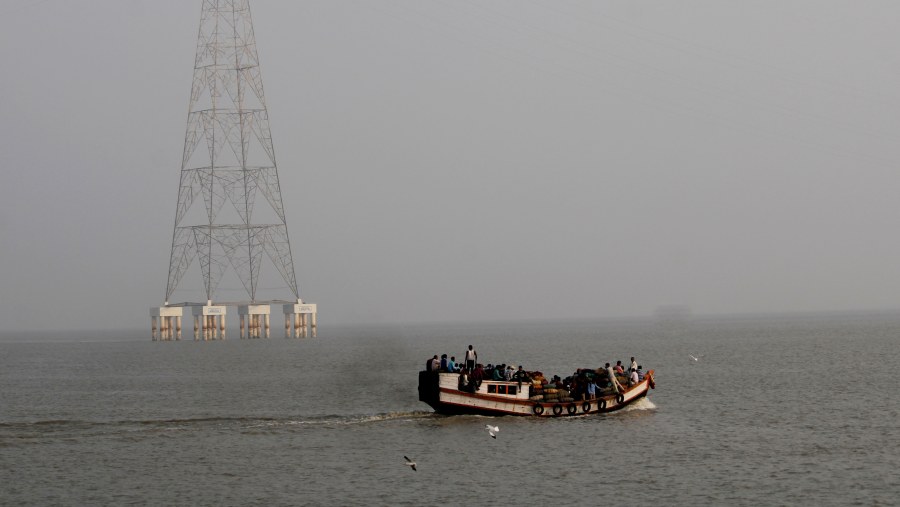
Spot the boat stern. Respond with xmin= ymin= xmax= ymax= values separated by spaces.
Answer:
xmin=418 ymin=370 xmax=441 ymax=408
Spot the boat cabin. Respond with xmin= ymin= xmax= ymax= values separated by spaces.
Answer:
xmin=436 ymin=372 xmax=532 ymax=400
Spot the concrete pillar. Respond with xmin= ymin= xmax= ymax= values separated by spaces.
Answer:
xmin=175 ymin=316 xmax=182 ymax=340
xmin=311 ymin=313 xmax=317 ymax=338
xmin=240 ymin=315 xmax=246 ymax=339
xmin=237 ymin=304 xmax=267 ymax=340
xmin=265 ymin=314 xmax=270 ymax=338
xmin=151 ymin=316 xmax=158 ymax=341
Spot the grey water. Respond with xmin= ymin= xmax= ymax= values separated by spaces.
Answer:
xmin=1 ymin=314 xmax=899 ymax=506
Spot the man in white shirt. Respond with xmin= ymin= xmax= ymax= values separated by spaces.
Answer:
xmin=464 ymin=345 xmax=477 ymax=371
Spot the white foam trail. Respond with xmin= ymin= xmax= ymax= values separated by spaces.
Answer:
xmin=623 ymin=397 xmax=657 ymax=411
xmin=259 ymin=411 xmax=435 ymax=428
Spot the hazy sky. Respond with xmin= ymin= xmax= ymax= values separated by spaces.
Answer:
xmin=2 ymin=0 xmax=899 ymax=331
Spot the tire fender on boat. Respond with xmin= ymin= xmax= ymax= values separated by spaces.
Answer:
xmin=552 ymin=404 xmax=563 ymax=416
xmin=533 ymin=404 xmax=544 ymax=416
xmin=581 ymin=401 xmax=591 ymax=413
xmin=567 ymin=404 xmax=577 ymax=415
xmin=616 ymin=393 xmax=625 ymax=404
xmin=597 ymin=399 xmax=607 ymax=410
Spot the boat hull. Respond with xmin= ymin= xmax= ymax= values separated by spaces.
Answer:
xmin=419 ymin=370 xmax=655 ymax=417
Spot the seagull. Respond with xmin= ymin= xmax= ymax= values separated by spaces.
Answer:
xmin=689 ymin=354 xmax=703 ymax=362
xmin=403 ymin=456 xmax=417 ymax=472
xmin=485 ymin=424 xmax=499 ymax=439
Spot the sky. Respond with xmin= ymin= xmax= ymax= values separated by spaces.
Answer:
xmin=1 ymin=0 xmax=900 ymax=331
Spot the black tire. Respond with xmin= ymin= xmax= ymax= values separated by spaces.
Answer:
xmin=597 ymin=399 xmax=607 ymax=410
xmin=582 ymin=401 xmax=591 ymax=413
xmin=533 ymin=404 xmax=544 ymax=416
xmin=616 ymin=393 xmax=625 ymax=404
xmin=552 ymin=404 xmax=563 ymax=416
xmin=567 ymin=404 xmax=577 ymax=415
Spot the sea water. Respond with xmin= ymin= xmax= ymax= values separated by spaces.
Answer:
xmin=1 ymin=314 xmax=898 ymax=506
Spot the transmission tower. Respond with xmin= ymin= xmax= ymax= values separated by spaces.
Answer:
xmin=151 ymin=0 xmax=316 ymax=341
xmin=167 ymin=0 xmax=298 ymax=304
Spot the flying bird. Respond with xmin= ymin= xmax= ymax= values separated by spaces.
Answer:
xmin=689 ymin=354 xmax=703 ymax=362
xmin=485 ymin=424 xmax=499 ymax=439
xmin=404 ymin=456 xmax=417 ymax=471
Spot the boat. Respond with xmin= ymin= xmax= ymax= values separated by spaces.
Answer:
xmin=418 ymin=367 xmax=655 ymax=417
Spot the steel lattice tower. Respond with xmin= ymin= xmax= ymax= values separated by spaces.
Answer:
xmin=164 ymin=0 xmax=299 ymax=305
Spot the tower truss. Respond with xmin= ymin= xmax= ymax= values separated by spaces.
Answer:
xmin=164 ymin=0 xmax=299 ymax=304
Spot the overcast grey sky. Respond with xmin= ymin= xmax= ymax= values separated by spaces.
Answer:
xmin=1 ymin=1 xmax=899 ymax=331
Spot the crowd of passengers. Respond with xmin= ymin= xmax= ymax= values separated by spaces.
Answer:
xmin=425 ymin=348 xmax=647 ymax=399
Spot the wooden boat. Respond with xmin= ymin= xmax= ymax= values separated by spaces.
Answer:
xmin=418 ymin=369 xmax=655 ymax=417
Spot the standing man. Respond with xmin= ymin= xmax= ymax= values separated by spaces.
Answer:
xmin=606 ymin=362 xmax=624 ymax=394
xmin=630 ymin=357 xmax=638 ymax=374
xmin=464 ymin=345 xmax=478 ymax=372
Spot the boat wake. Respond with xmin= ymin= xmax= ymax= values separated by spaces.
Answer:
xmin=622 ymin=397 xmax=657 ymax=411
xmin=0 ymin=411 xmax=437 ymax=438
xmin=268 ymin=411 xmax=436 ymax=427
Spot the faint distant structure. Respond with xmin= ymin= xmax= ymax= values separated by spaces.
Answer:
xmin=150 ymin=0 xmax=316 ymax=341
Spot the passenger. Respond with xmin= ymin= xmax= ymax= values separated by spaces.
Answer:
xmin=504 ymin=365 xmax=514 ymax=381
xmin=458 ymin=368 xmax=469 ymax=391
xmin=426 ymin=355 xmax=438 ymax=372
xmin=629 ymin=357 xmax=637 ymax=374
xmin=470 ymin=364 xmax=484 ymax=390
xmin=629 ymin=367 xmax=639 ymax=386
xmin=464 ymin=345 xmax=478 ymax=371
xmin=586 ymin=378 xmax=598 ymax=400
xmin=447 ymin=356 xmax=457 ymax=373
xmin=637 ymin=365 xmax=645 ymax=381
xmin=430 ymin=355 xmax=440 ymax=372
xmin=570 ymin=377 xmax=582 ymax=400
xmin=440 ymin=354 xmax=448 ymax=372
xmin=606 ymin=363 xmax=624 ymax=394
xmin=614 ymin=361 xmax=625 ymax=375
xmin=492 ymin=365 xmax=503 ymax=381
xmin=513 ymin=366 xmax=530 ymax=383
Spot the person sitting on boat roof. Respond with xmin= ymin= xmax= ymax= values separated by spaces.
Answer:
xmin=629 ymin=367 xmax=639 ymax=386
xmin=504 ymin=365 xmax=514 ymax=381
xmin=458 ymin=368 xmax=469 ymax=391
xmin=492 ymin=364 xmax=504 ymax=381
xmin=447 ymin=356 xmax=457 ymax=373
xmin=606 ymin=363 xmax=625 ymax=394
xmin=426 ymin=355 xmax=439 ymax=372
xmin=440 ymin=354 xmax=448 ymax=371
xmin=513 ymin=366 xmax=530 ymax=384
xmin=470 ymin=364 xmax=484 ymax=389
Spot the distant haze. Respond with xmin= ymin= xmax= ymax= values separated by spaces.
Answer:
xmin=1 ymin=1 xmax=899 ymax=331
